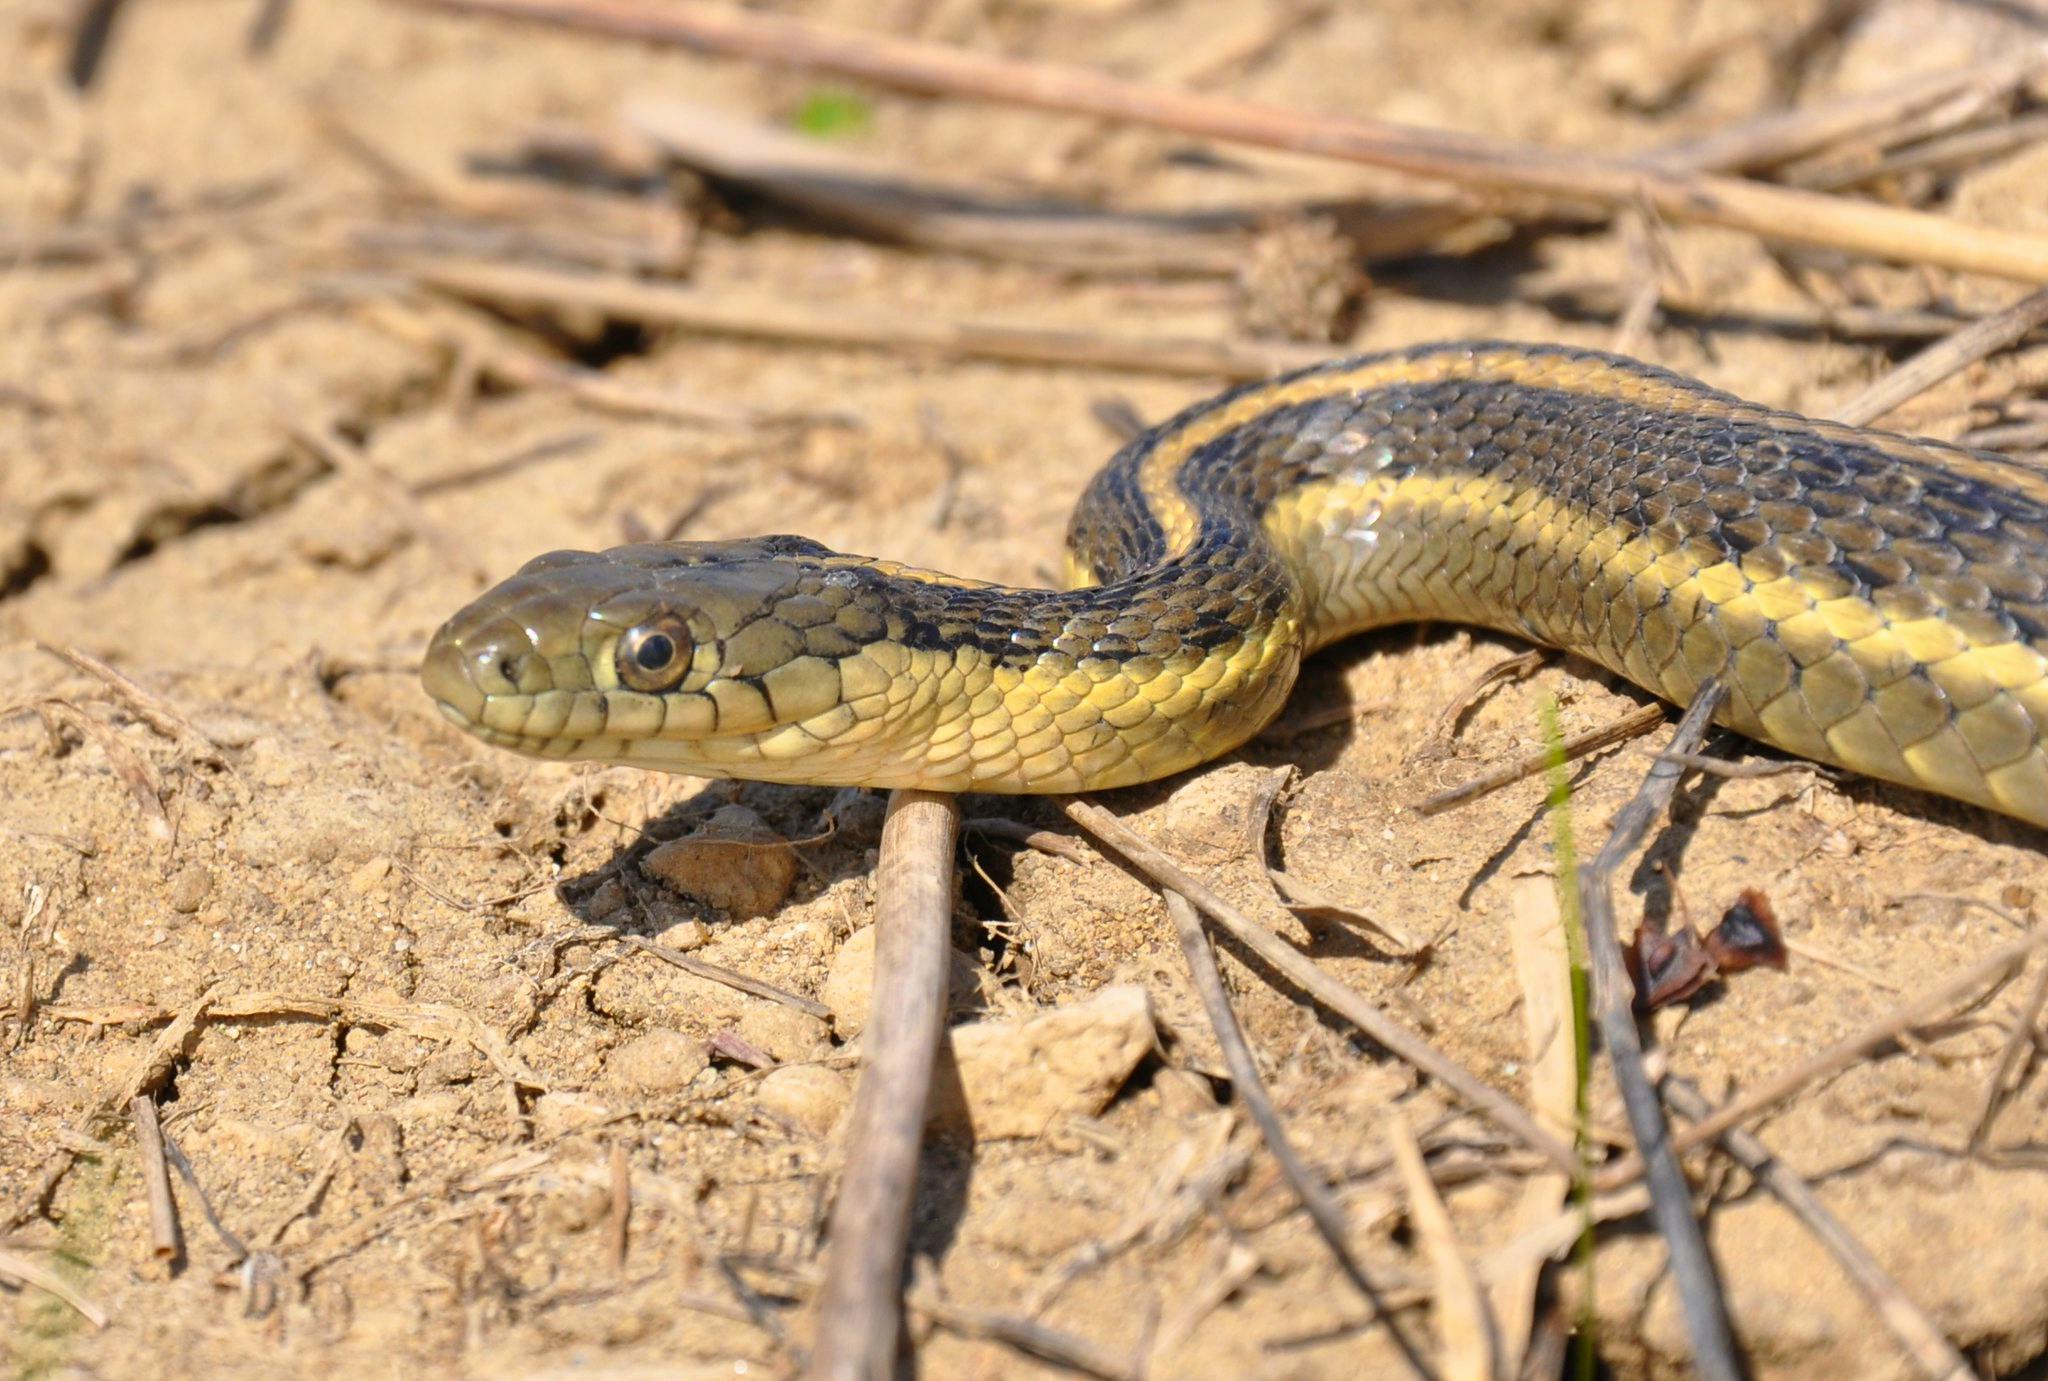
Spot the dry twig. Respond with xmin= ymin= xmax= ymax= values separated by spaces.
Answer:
xmin=621 ymin=933 xmax=830 ymax=1019
xmin=132 ymin=1095 xmax=182 ymax=1264
xmin=1158 ymin=891 xmax=1399 ymax=1325
xmin=1832 ymin=286 xmax=2048 ymax=427
xmin=411 ymin=259 xmax=1330 ymax=379
xmin=1574 ymin=680 xmax=1740 ymax=1380
xmin=1659 ymin=1077 xmax=1970 ymax=1381
xmin=401 ymin=0 xmax=2048 ymax=284
xmin=1596 ymin=922 xmax=2048 ymax=1193
xmin=1418 ymin=703 xmax=1666 ymax=815
xmin=1061 ymin=800 xmax=1576 ymax=1174
xmin=810 ymin=789 xmax=959 ymax=1381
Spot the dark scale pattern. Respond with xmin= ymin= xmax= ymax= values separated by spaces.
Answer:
xmin=427 ymin=342 xmax=2048 ymax=819
xmin=1069 ymin=359 xmax=2048 ymax=653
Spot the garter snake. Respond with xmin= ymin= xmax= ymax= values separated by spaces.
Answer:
xmin=422 ymin=342 xmax=2048 ymax=828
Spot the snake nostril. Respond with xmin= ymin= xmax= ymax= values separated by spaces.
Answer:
xmin=497 ymin=655 xmax=523 ymax=685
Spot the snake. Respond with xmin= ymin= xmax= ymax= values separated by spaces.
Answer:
xmin=421 ymin=341 xmax=2048 ymax=829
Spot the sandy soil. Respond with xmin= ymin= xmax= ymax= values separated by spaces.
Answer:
xmin=5 ymin=0 xmax=2048 ymax=1376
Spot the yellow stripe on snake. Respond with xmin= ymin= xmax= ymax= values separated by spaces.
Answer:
xmin=421 ymin=342 xmax=2048 ymax=828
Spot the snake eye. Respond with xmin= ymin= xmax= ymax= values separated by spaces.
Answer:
xmin=615 ymin=616 xmax=693 ymax=692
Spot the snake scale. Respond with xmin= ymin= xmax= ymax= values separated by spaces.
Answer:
xmin=422 ymin=342 xmax=2048 ymax=828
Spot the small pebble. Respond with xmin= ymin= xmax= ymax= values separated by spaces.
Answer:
xmin=658 ymin=919 xmax=710 ymax=951
xmin=168 ymin=866 xmax=212 ymax=914
xmin=604 ymin=1028 xmax=710 ymax=1093
xmin=736 ymin=1005 xmax=831 ymax=1063
xmin=1153 ymin=1067 xmax=1220 ymax=1117
xmin=348 ymin=857 xmax=393 ymax=896
xmin=930 ymin=985 xmax=1157 ymax=1139
xmin=754 ymin=1064 xmax=851 ymax=1137
xmin=822 ymin=925 xmax=877 ymax=1038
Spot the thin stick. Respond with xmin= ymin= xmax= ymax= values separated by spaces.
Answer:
xmin=1576 ymin=679 xmax=1740 ymax=1380
xmin=621 ymin=933 xmax=831 ymax=1019
xmin=1659 ymin=1077 xmax=1970 ymax=1381
xmin=622 ymin=96 xmax=1242 ymax=276
xmin=131 ymin=1095 xmax=182 ymax=1263
xmin=962 ymin=817 xmax=1092 ymax=864
xmin=810 ymin=789 xmax=959 ymax=1381
xmin=1647 ymin=52 xmax=2044 ymax=175
xmin=287 ymin=420 xmax=493 ymax=584
xmin=410 ymin=259 xmax=1332 ymax=380
xmin=1061 ymin=800 xmax=1578 ymax=1175
xmin=1653 ymin=748 xmax=1836 ymax=781
xmin=1418 ymin=702 xmax=1667 ymax=815
xmin=1159 ymin=892 xmax=1399 ymax=1323
xmin=1832 ymin=285 xmax=2048 ymax=427
xmin=1431 ymin=649 xmax=1547 ymax=742
xmin=398 ymin=0 xmax=2048 ymax=284
xmin=1596 ymin=918 xmax=2048 ymax=1194
xmin=1967 ymin=935 xmax=2048 ymax=1150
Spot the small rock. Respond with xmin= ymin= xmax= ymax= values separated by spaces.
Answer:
xmin=1152 ymin=1067 xmax=1220 ymax=1117
xmin=754 ymin=1064 xmax=851 ymax=1137
xmin=736 ymin=1005 xmax=831 ymax=1063
xmin=658 ymin=918 xmax=710 ymax=951
xmin=604 ymin=1029 xmax=711 ymax=1094
xmin=932 ymin=985 xmax=1157 ymax=1139
xmin=532 ymin=1091 xmax=615 ymax=1140
xmin=168 ymin=866 xmax=212 ymax=914
xmin=641 ymin=805 xmax=797 ymax=918
xmin=822 ymin=925 xmax=877 ymax=1038
xmin=541 ymin=1182 xmax=614 ymax=1234
xmin=348 ymin=857 xmax=394 ymax=896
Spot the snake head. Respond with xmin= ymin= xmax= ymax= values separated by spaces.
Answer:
xmin=420 ymin=537 xmax=897 ymax=777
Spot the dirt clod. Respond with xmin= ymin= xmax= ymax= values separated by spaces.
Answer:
xmin=640 ymin=804 xmax=797 ymax=918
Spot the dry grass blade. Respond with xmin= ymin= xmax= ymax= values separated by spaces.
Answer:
xmin=37 ymin=643 xmax=231 ymax=771
xmin=1062 ymin=799 xmax=1577 ymax=1174
xmin=43 ymin=989 xmax=549 ymax=1092
xmin=1647 ymin=51 xmax=2046 ymax=174
xmin=1575 ymin=680 xmax=1740 ymax=1380
xmin=0 ymin=1247 xmax=109 ymax=1329
xmin=1432 ymin=649 xmax=1547 ymax=742
xmin=1268 ymin=868 xmax=1421 ymax=953
xmin=1832 ymin=285 xmax=2048 ymax=427
xmin=810 ymin=789 xmax=959 ymax=1381
xmin=1494 ymin=875 xmax=1579 ymax=1377
xmin=1659 ymin=1077 xmax=1971 ymax=1381
xmin=1159 ymin=891 xmax=1394 ymax=1321
xmin=622 ymin=934 xmax=831 ymax=1019
xmin=1385 ymin=1110 xmax=1502 ymax=1381
xmin=410 ymin=259 xmax=1332 ymax=379
xmin=1418 ymin=702 xmax=1666 ymax=815
xmin=401 ymin=0 xmax=2048 ymax=284
xmin=30 ymin=699 xmax=172 ymax=841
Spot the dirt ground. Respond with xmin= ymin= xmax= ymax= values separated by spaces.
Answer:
xmin=6 ymin=0 xmax=2048 ymax=1376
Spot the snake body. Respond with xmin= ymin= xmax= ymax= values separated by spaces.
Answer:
xmin=422 ymin=342 xmax=2048 ymax=827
